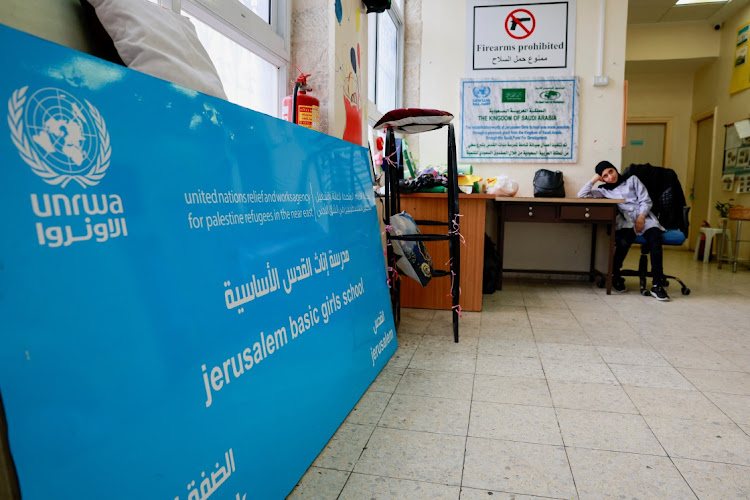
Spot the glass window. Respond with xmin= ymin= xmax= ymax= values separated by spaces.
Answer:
xmin=238 ymin=0 xmax=271 ymax=24
xmin=376 ymin=12 xmax=398 ymax=113
xmin=368 ymin=6 xmax=403 ymax=118
xmin=184 ymin=13 xmax=279 ymax=115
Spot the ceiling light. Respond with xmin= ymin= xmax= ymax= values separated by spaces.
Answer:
xmin=675 ymin=0 xmax=728 ymax=5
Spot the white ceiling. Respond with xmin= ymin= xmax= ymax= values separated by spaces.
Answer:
xmin=628 ymin=0 xmax=749 ymax=25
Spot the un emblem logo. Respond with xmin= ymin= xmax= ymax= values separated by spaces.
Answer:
xmin=8 ymin=86 xmax=110 ymax=188
xmin=472 ymin=86 xmax=491 ymax=98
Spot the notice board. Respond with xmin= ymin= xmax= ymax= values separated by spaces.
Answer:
xmin=461 ymin=77 xmax=579 ymax=162
xmin=466 ymin=0 xmax=576 ymax=76
xmin=0 ymin=24 xmax=396 ymax=500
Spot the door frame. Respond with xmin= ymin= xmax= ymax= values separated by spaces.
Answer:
xmin=625 ymin=117 xmax=673 ymax=168
xmin=686 ymin=108 xmax=717 ymax=249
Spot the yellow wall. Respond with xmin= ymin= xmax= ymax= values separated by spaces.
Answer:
xmin=693 ymin=5 xmax=750 ymax=260
xmin=626 ymin=23 xmax=720 ymax=62
xmin=625 ymin=71 xmax=694 ymax=188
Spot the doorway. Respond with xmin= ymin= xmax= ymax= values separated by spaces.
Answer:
xmin=622 ymin=119 xmax=672 ymax=168
xmin=688 ymin=113 xmax=714 ymax=251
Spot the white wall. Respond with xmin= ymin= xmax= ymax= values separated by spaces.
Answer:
xmin=416 ymin=0 xmax=628 ymax=271
xmin=418 ymin=0 xmax=628 ymax=196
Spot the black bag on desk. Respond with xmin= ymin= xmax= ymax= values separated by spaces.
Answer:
xmin=533 ymin=169 xmax=565 ymax=198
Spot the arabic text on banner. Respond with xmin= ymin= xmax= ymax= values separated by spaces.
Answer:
xmin=0 ymin=24 xmax=396 ymax=500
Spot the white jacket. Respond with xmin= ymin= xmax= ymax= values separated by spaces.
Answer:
xmin=578 ymin=176 xmax=664 ymax=234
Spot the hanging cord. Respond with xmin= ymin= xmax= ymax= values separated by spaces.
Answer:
xmin=452 ymin=303 xmax=464 ymax=318
xmin=449 ymin=213 xmax=465 ymax=244
xmin=383 ymin=249 xmax=399 ymax=288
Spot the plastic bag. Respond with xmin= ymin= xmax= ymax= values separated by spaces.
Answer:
xmin=486 ymin=175 xmax=518 ymax=197
xmin=389 ymin=212 xmax=434 ymax=287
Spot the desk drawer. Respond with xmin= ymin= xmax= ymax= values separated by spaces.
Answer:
xmin=505 ymin=204 xmax=557 ymax=222
xmin=560 ymin=205 xmax=613 ymax=221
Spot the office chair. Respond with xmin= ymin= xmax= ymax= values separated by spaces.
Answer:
xmin=376 ymin=109 xmax=461 ymax=342
xmin=614 ymin=163 xmax=691 ymax=296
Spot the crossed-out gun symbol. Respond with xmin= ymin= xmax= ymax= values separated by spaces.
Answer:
xmin=510 ymin=17 xmax=531 ymax=30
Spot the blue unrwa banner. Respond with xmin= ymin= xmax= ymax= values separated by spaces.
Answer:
xmin=0 ymin=24 xmax=396 ymax=499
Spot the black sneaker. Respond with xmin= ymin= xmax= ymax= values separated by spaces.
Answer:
xmin=612 ymin=278 xmax=627 ymax=293
xmin=650 ymin=284 xmax=670 ymax=301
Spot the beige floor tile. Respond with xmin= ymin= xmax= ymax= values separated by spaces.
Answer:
xmin=556 ymin=408 xmax=665 ymax=455
xmin=521 ymin=296 xmax=570 ymax=309
xmin=400 ymin=308 xmax=437 ymax=322
xmin=312 ymin=423 xmax=375 ymax=471
xmin=660 ymin=348 xmax=744 ymax=371
xmin=532 ymin=328 xmax=592 ymax=345
xmin=428 ymin=321 xmax=481 ymax=339
xmin=673 ymin=459 xmax=750 ymax=500
xmin=479 ymin=327 xmax=535 ymax=341
xmin=462 ymin=438 xmax=576 ymax=498
xmin=697 ymin=336 xmax=750 ymax=353
xmin=459 ymin=488 xmax=548 ymax=499
xmin=468 ymin=401 xmax=562 ymax=445
xmin=678 ymin=368 xmax=750 ymax=395
xmin=482 ymin=290 xmax=526 ymax=308
xmin=407 ymin=347 xmax=477 ymax=374
xmin=481 ymin=308 xmax=532 ymax=332
xmin=585 ymin=330 xmax=650 ymax=348
xmin=644 ymin=416 xmax=750 ymax=465
xmin=721 ymin=353 xmax=750 ymax=371
xmin=395 ymin=369 xmax=474 ymax=400
xmin=369 ymin=365 xmax=405 ymax=393
xmin=477 ymin=338 xmax=538 ymax=358
xmin=378 ymin=393 xmax=471 ymax=436
xmin=526 ymin=307 xmax=582 ymax=331
xmin=397 ymin=310 xmax=433 ymax=333
xmin=476 ymin=354 xmax=545 ymax=379
xmin=353 ymin=427 xmax=465 ymax=485
xmin=537 ymin=342 xmax=603 ymax=363
xmin=345 ymin=390 xmax=392 ymax=426
xmin=288 ymin=467 xmax=350 ymax=499
xmin=608 ymin=364 xmax=695 ymax=390
xmin=339 ymin=474 xmax=460 ymax=499
xmin=386 ymin=345 xmax=416 ymax=369
xmin=704 ymin=392 xmax=750 ymax=425
xmin=567 ymin=448 xmax=696 ymax=500
xmin=547 ymin=380 xmax=638 ymax=414
xmin=573 ymin=310 xmax=636 ymax=334
xmin=596 ymin=346 xmax=670 ymax=366
xmin=419 ymin=334 xmax=478 ymax=353
xmin=541 ymin=360 xmax=618 ymax=384
xmin=473 ymin=374 xmax=553 ymax=407
xmin=623 ymin=386 xmax=730 ymax=421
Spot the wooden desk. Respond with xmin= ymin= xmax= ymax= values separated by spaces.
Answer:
xmin=399 ymin=193 xmax=495 ymax=312
xmin=495 ymin=197 xmax=622 ymax=294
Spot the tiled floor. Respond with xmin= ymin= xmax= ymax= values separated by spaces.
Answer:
xmin=289 ymin=249 xmax=750 ymax=499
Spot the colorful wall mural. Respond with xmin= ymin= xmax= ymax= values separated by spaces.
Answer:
xmin=333 ymin=0 xmax=367 ymax=146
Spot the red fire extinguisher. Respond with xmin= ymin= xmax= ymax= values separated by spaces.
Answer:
xmin=282 ymin=73 xmax=320 ymax=131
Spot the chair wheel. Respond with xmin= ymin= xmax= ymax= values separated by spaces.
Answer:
xmin=681 ymin=288 xmax=691 ymax=296
xmin=663 ymin=280 xmax=670 ymax=287
xmin=596 ymin=279 xmax=605 ymax=289
xmin=641 ymin=289 xmax=651 ymax=297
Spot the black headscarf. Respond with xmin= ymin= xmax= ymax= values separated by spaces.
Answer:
xmin=595 ymin=160 xmax=625 ymax=190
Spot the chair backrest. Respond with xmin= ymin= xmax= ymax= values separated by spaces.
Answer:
xmin=622 ymin=163 xmax=689 ymax=238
